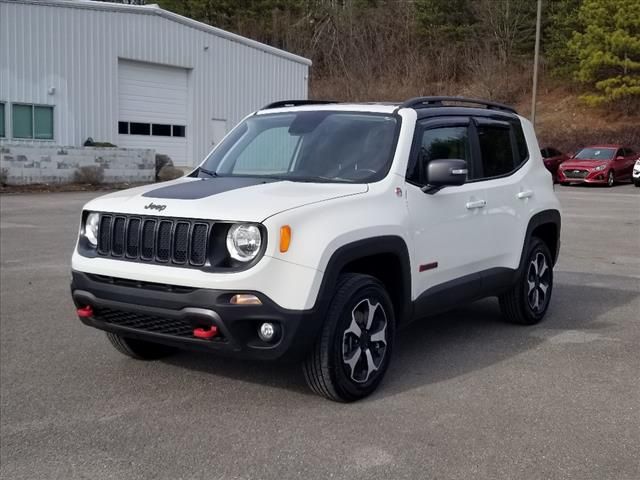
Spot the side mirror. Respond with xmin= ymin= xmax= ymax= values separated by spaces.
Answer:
xmin=615 ymin=156 xmax=625 ymax=161
xmin=422 ymin=159 xmax=467 ymax=194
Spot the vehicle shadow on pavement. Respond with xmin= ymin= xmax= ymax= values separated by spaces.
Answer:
xmin=379 ymin=280 xmax=637 ymax=398
xmin=161 ymin=280 xmax=638 ymax=400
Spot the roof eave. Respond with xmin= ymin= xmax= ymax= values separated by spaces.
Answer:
xmin=4 ymin=0 xmax=312 ymax=67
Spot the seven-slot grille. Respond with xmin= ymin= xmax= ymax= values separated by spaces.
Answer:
xmin=563 ymin=169 xmax=589 ymax=179
xmin=97 ymin=214 xmax=211 ymax=267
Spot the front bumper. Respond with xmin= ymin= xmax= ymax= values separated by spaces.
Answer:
xmin=71 ymin=271 xmax=322 ymax=361
xmin=557 ymin=169 xmax=608 ymax=184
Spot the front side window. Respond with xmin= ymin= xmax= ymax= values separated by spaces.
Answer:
xmin=477 ymin=125 xmax=514 ymax=178
xmin=12 ymin=104 xmax=53 ymax=139
xmin=407 ymin=126 xmax=472 ymax=183
xmin=200 ymin=111 xmax=399 ymax=183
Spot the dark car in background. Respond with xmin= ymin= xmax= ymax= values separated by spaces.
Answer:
xmin=541 ymin=147 xmax=570 ymax=180
xmin=557 ymin=145 xmax=637 ymax=187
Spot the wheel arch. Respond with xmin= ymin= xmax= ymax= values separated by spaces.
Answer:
xmin=518 ymin=210 xmax=561 ymax=273
xmin=313 ymin=236 xmax=412 ymax=325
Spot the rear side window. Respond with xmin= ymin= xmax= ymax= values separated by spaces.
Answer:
xmin=477 ymin=125 xmax=514 ymax=178
xmin=513 ymin=121 xmax=529 ymax=165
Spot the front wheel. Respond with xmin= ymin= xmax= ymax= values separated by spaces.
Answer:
xmin=607 ymin=170 xmax=615 ymax=187
xmin=303 ymin=274 xmax=395 ymax=402
xmin=499 ymin=238 xmax=554 ymax=325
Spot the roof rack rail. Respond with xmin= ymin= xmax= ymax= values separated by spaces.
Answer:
xmin=400 ymin=96 xmax=517 ymax=114
xmin=262 ymin=100 xmax=339 ymax=110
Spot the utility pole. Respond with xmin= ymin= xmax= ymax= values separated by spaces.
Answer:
xmin=531 ymin=0 xmax=542 ymax=127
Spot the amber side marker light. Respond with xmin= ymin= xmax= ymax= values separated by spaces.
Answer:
xmin=230 ymin=294 xmax=262 ymax=305
xmin=280 ymin=225 xmax=292 ymax=253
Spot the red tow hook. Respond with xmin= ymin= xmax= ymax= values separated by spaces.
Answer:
xmin=193 ymin=325 xmax=218 ymax=339
xmin=77 ymin=305 xmax=94 ymax=318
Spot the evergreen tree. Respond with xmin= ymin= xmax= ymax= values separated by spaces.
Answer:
xmin=568 ymin=0 xmax=640 ymax=106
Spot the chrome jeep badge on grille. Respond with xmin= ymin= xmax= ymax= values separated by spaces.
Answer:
xmin=144 ymin=202 xmax=167 ymax=212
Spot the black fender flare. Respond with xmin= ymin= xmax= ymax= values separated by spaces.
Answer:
xmin=312 ymin=236 xmax=413 ymax=324
xmin=517 ymin=209 xmax=561 ymax=275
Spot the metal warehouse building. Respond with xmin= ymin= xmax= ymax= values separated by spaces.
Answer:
xmin=0 ymin=0 xmax=310 ymax=167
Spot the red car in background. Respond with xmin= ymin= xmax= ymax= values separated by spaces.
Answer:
xmin=541 ymin=146 xmax=570 ymax=179
xmin=557 ymin=145 xmax=638 ymax=187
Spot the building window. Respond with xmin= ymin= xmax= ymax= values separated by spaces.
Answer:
xmin=172 ymin=125 xmax=185 ymax=137
xmin=130 ymin=122 xmax=151 ymax=135
xmin=152 ymin=124 xmax=171 ymax=136
xmin=12 ymin=104 xmax=54 ymax=140
xmin=118 ymin=121 xmax=186 ymax=137
xmin=0 ymin=103 xmax=5 ymax=137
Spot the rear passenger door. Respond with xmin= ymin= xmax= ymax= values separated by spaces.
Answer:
xmin=471 ymin=117 xmax=531 ymax=274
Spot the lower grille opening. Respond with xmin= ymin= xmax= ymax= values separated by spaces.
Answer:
xmin=87 ymin=274 xmax=196 ymax=293
xmin=93 ymin=306 xmax=225 ymax=341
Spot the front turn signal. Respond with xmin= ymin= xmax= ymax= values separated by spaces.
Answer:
xmin=279 ymin=225 xmax=292 ymax=253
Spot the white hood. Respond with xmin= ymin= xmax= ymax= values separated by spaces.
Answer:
xmin=83 ymin=176 xmax=368 ymax=222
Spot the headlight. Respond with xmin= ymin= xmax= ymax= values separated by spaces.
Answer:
xmin=594 ymin=164 xmax=606 ymax=171
xmin=84 ymin=212 xmax=100 ymax=246
xmin=226 ymin=224 xmax=262 ymax=262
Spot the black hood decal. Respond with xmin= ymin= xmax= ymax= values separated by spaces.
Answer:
xmin=143 ymin=177 xmax=281 ymax=200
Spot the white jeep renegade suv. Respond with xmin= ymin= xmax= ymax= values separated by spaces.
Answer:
xmin=71 ymin=97 xmax=561 ymax=401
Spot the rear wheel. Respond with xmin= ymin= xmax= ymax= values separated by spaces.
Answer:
xmin=303 ymin=274 xmax=395 ymax=402
xmin=499 ymin=238 xmax=553 ymax=325
xmin=106 ymin=332 xmax=177 ymax=360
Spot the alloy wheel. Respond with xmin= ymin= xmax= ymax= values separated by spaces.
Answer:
xmin=342 ymin=298 xmax=388 ymax=383
xmin=526 ymin=252 xmax=551 ymax=313
xmin=608 ymin=171 xmax=614 ymax=187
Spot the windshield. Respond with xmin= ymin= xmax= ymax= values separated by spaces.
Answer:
xmin=198 ymin=111 xmax=399 ymax=183
xmin=573 ymin=148 xmax=615 ymax=161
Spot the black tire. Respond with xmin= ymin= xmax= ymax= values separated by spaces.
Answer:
xmin=634 ymin=179 xmax=640 ymax=187
xmin=499 ymin=237 xmax=553 ymax=325
xmin=303 ymin=274 xmax=395 ymax=402
xmin=607 ymin=170 xmax=615 ymax=187
xmin=106 ymin=332 xmax=177 ymax=360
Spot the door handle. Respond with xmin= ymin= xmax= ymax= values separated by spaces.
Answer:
xmin=466 ymin=199 xmax=486 ymax=209
xmin=517 ymin=190 xmax=534 ymax=199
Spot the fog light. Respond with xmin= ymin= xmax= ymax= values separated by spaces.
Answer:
xmin=230 ymin=294 xmax=262 ymax=305
xmin=258 ymin=322 xmax=279 ymax=342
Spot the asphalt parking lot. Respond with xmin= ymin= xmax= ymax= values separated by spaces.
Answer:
xmin=1 ymin=184 xmax=639 ymax=480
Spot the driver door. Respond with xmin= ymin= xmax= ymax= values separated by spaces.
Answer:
xmin=405 ymin=118 xmax=491 ymax=307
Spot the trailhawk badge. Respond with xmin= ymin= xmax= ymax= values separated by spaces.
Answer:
xmin=144 ymin=202 xmax=167 ymax=212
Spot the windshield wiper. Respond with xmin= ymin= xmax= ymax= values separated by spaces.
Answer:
xmin=285 ymin=175 xmax=354 ymax=183
xmin=197 ymin=166 xmax=218 ymax=178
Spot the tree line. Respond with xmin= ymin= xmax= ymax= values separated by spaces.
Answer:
xmin=103 ymin=0 xmax=639 ymax=109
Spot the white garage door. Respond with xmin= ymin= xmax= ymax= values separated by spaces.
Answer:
xmin=117 ymin=60 xmax=188 ymax=165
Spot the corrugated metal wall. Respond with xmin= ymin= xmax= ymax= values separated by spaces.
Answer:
xmin=0 ymin=0 xmax=309 ymax=166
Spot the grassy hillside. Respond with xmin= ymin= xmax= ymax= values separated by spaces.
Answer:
xmin=516 ymin=85 xmax=639 ymax=153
